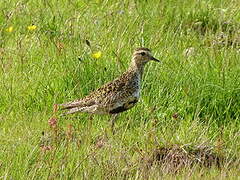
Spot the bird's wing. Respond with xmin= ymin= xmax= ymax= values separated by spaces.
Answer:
xmin=58 ymin=72 xmax=134 ymax=114
xmin=57 ymin=78 xmax=124 ymax=110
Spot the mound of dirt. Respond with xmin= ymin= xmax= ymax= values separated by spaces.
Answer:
xmin=141 ymin=144 xmax=225 ymax=173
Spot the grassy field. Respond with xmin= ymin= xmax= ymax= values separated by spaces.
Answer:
xmin=1 ymin=0 xmax=240 ymax=179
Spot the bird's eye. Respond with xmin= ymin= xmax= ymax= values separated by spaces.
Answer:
xmin=140 ymin=52 xmax=146 ymax=56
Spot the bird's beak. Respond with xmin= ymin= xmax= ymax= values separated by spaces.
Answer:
xmin=151 ymin=56 xmax=160 ymax=62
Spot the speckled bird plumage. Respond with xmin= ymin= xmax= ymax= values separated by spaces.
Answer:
xmin=58 ymin=48 xmax=159 ymax=115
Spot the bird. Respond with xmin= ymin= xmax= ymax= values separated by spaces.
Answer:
xmin=57 ymin=48 xmax=160 ymax=131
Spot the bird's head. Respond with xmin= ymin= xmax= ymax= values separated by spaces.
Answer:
xmin=132 ymin=48 xmax=160 ymax=66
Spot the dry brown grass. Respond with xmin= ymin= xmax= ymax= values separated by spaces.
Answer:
xmin=140 ymin=144 xmax=227 ymax=173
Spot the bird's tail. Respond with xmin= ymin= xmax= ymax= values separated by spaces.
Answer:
xmin=56 ymin=98 xmax=96 ymax=115
xmin=61 ymin=106 xmax=86 ymax=115
xmin=58 ymin=101 xmax=83 ymax=110
xmin=57 ymin=99 xmax=95 ymax=115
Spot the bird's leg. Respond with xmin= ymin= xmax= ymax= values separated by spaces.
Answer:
xmin=110 ymin=114 xmax=119 ymax=134
xmin=53 ymin=104 xmax=59 ymax=113
xmin=88 ymin=114 xmax=94 ymax=131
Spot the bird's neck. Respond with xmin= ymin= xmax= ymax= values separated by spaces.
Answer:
xmin=129 ymin=59 xmax=146 ymax=77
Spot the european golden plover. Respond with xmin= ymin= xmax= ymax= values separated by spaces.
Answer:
xmin=58 ymin=48 xmax=160 ymax=129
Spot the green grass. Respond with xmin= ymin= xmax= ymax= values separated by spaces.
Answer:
xmin=0 ymin=0 xmax=240 ymax=179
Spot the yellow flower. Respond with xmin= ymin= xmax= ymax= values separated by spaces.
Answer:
xmin=6 ymin=26 xmax=13 ymax=33
xmin=92 ymin=51 xmax=102 ymax=59
xmin=27 ymin=25 xmax=37 ymax=31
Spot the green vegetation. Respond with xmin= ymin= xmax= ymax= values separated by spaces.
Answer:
xmin=0 ymin=0 xmax=239 ymax=179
